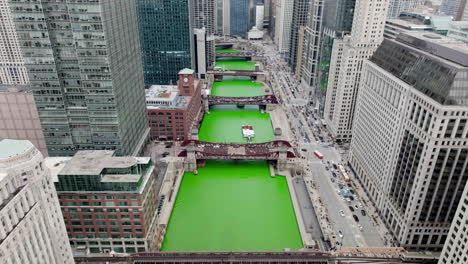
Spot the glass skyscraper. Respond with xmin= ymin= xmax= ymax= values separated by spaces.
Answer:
xmin=230 ymin=0 xmax=251 ymax=37
xmin=137 ymin=0 xmax=194 ymax=85
xmin=9 ymin=0 xmax=150 ymax=156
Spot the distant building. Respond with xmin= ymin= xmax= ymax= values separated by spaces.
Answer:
xmin=384 ymin=11 xmax=453 ymax=39
xmin=137 ymin=0 xmax=194 ymax=85
xmin=447 ymin=21 xmax=468 ymax=42
xmin=439 ymin=181 xmax=468 ymax=263
xmin=230 ymin=0 xmax=255 ymax=37
xmin=350 ymin=32 xmax=468 ymax=250
xmin=324 ymin=0 xmax=389 ymax=141
xmin=248 ymin=27 xmax=265 ymax=40
xmin=387 ymin=0 xmax=423 ymax=18
xmin=455 ymin=0 xmax=468 ymax=20
xmin=255 ymin=3 xmax=265 ymax=29
xmin=288 ymin=0 xmax=311 ymax=72
xmin=274 ymin=0 xmax=294 ymax=53
xmin=440 ymin=0 xmax=466 ymax=17
xmin=0 ymin=85 xmax=47 ymax=156
xmin=0 ymin=0 xmax=28 ymax=85
xmin=10 ymin=0 xmax=150 ymax=156
xmin=146 ymin=69 xmax=202 ymax=141
xmin=0 ymin=139 xmax=73 ymax=263
xmin=50 ymin=150 xmax=157 ymax=254
xmin=194 ymin=28 xmax=208 ymax=79
xmin=191 ymin=0 xmax=216 ymax=69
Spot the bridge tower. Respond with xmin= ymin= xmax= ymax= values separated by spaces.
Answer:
xmin=183 ymin=142 xmax=197 ymax=172
xmin=202 ymin=94 xmax=210 ymax=114
xmin=277 ymin=143 xmax=289 ymax=171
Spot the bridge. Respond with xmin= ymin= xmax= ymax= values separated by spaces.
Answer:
xmin=207 ymin=69 xmax=267 ymax=81
xmin=207 ymin=95 xmax=278 ymax=106
xmin=73 ymin=249 xmax=415 ymax=263
xmin=215 ymin=51 xmax=264 ymax=58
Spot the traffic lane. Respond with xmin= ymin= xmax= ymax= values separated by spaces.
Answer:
xmin=309 ymin=161 xmax=359 ymax=247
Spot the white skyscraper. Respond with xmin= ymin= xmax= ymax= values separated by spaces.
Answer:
xmin=0 ymin=139 xmax=74 ymax=263
xmin=0 ymin=0 xmax=28 ymax=84
xmin=274 ymin=0 xmax=293 ymax=53
xmin=350 ymin=32 xmax=468 ymax=250
xmin=323 ymin=0 xmax=389 ymax=141
xmin=439 ymin=181 xmax=468 ymax=264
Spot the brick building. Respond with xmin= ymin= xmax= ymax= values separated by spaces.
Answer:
xmin=47 ymin=150 xmax=157 ymax=254
xmin=146 ymin=69 xmax=202 ymax=141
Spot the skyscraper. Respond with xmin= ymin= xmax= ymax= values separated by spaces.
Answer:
xmin=323 ymin=0 xmax=388 ymax=141
xmin=350 ymin=32 xmax=468 ymax=249
xmin=288 ymin=0 xmax=310 ymax=72
xmin=387 ymin=0 xmax=422 ymax=18
xmin=191 ymin=0 xmax=216 ymax=69
xmin=137 ymin=0 xmax=194 ymax=85
xmin=230 ymin=0 xmax=253 ymax=37
xmin=274 ymin=0 xmax=293 ymax=53
xmin=0 ymin=139 xmax=73 ymax=263
xmin=439 ymin=181 xmax=468 ymax=263
xmin=10 ymin=0 xmax=150 ymax=157
xmin=301 ymin=0 xmax=355 ymax=111
xmin=440 ymin=0 xmax=465 ymax=17
xmin=0 ymin=0 xmax=28 ymax=84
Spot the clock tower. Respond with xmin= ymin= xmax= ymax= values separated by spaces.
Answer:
xmin=178 ymin=68 xmax=195 ymax=96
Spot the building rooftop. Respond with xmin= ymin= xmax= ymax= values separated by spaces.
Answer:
xmin=44 ymin=157 xmax=73 ymax=182
xmin=59 ymin=150 xmax=140 ymax=176
xmin=386 ymin=18 xmax=431 ymax=29
xmin=145 ymin=85 xmax=188 ymax=109
xmin=179 ymin=68 xmax=194 ymax=74
xmin=0 ymin=139 xmax=34 ymax=159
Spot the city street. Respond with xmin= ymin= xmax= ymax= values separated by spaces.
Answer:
xmin=254 ymin=37 xmax=385 ymax=248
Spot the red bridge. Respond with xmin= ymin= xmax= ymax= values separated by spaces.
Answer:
xmin=207 ymin=69 xmax=267 ymax=81
xmin=178 ymin=140 xmax=295 ymax=160
xmin=215 ymin=52 xmax=263 ymax=58
xmin=207 ymin=95 xmax=278 ymax=106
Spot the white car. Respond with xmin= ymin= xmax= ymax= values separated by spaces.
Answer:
xmin=339 ymin=210 xmax=345 ymax=217
xmin=338 ymin=230 xmax=344 ymax=238
xmin=354 ymin=204 xmax=359 ymax=210
xmin=358 ymin=224 xmax=363 ymax=231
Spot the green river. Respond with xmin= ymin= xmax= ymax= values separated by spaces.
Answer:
xmin=161 ymin=55 xmax=302 ymax=251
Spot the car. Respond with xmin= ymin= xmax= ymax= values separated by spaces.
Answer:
xmin=338 ymin=230 xmax=344 ymax=238
xmin=339 ymin=210 xmax=345 ymax=217
xmin=325 ymin=166 xmax=329 ymax=171
xmin=361 ymin=210 xmax=366 ymax=216
xmin=347 ymin=183 xmax=352 ymax=188
xmin=349 ymin=189 xmax=355 ymax=194
xmin=331 ymin=178 xmax=335 ymax=183
xmin=358 ymin=202 xmax=363 ymax=207
xmin=332 ymin=164 xmax=338 ymax=170
xmin=349 ymin=196 xmax=354 ymax=201
xmin=301 ymin=148 xmax=307 ymax=152
xmin=358 ymin=224 xmax=363 ymax=231
xmin=338 ymin=183 xmax=343 ymax=189
xmin=353 ymin=215 xmax=359 ymax=222
xmin=332 ymin=172 xmax=337 ymax=178
xmin=346 ymin=198 xmax=351 ymax=203
xmin=354 ymin=204 xmax=359 ymax=210
xmin=348 ymin=206 xmax=354 ymax=212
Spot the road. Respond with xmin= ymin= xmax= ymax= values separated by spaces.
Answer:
xmin=252 ymin=37 xmax=384 ymax=248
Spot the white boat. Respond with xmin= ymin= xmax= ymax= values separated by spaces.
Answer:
xmin=242 ymin=125 xmax=255 ymax=142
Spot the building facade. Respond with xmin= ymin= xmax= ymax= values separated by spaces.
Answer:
xmin=0 ymin=85 xmax=47 ymax=156
xmin=323 ymin=0 xmax=389 ymax=141
xmin=439 ymin=181 xmax=468 ymax=264
xmin=191 ymin=0 xmax=216 ymax=69
xmin=137 ymin=0 xmax=194 ymax=86
xmin=440 ymin=0 xmax=465 ymax=17
xmin=447 ymin=21 xmax=468 ymax=42
xmin=350 ymin=32 xmax=468 ymax=250
xmin=10 ymin=0 xmax=150 ymax=157
xmin=230 ymin=0 xmax=253 ymax=37
xmin=0 ymin=139 xmax=73 ymax=264
xmin=387 ymin=0 xmax=422 ymax=18
xmin=147 ymin=69 xmax=202 ymax=141
xmin=51 ymin=150 xmax=157 ymax=254
xmin=274 ymin=0 xmax=293 ymax=53
xmin=0 ymin=0 xmax=28 ymax=85
xmin=288 ymin=0 xmax=310 ymax=72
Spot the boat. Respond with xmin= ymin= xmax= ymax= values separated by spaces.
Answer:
xmin=242 ymin=125 xmax=255 ymax=142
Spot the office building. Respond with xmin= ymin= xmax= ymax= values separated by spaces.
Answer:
xmin=191 ymin=0 xmax=216 ymax=69
xmin=455 ymin=0 xmax=468 ymax=20
xmin=350 ymin=32 xmax=468 ymax=250
xmin=10 ymin=0 xmax=150 ymax=157
xmin=147 ymin=69 xmax=202 ymax=141
xmin=50 ymin=150 xmax=157 ymax=254
xmin=137 ymin=0 xmax=194 ymax=85
xmin=256 ymin=3 xmax=265 ymax=29
xmin=230 ymin=0 xmax=256 ymax=37
xmin=274 ymin=0 xmax=293 ymax=53
xmin=447 ymin=21 xmax=468 ymax=42
xmin=0 ymin=139 xmax=73 ymax=264
xmin=288 ymin=0 xmax=310 ymax=72
xmin=0 ymin=85 xmax=47 ymax=156
xmin=387 ymin=0 xmax=422 ymax=18
xmin=440 ymin=0 xmax=466 ymax=17
xmin=384 ymin=11 xmax=453 ymax=39
xmin=300 ymin=0 xmax=326 ymax=94
xmin=0 ymin=0 xmax=28 ymax=84
xmin=439 ymin=182 xmax=468 ymax=264
xmin=323 ymin=0 xmax=389 ymax=141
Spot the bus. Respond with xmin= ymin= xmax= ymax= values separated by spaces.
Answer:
xmin=313 ymin=151 xmax=324 ymax=159
xmin=338 ymin=165 xmax=350 ymax=182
